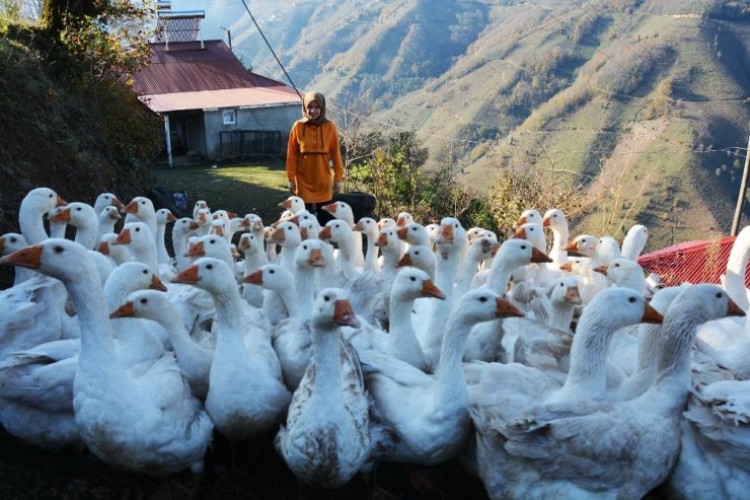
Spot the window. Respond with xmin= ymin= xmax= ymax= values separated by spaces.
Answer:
xmin=222 ymin=109 xmax=237 ymax=125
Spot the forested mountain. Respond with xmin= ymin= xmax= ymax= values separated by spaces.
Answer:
xmin=188 ymin=0 xmax=750 ymax=248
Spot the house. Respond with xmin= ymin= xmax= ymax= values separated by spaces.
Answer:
xmin=131 ymin=9 xmax=301 ymax=166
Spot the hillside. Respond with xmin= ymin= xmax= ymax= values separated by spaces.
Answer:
xmin=191 ymin=0 xmax=750 ymax=250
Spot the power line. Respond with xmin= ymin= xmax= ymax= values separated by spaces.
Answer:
xmin=239 ymin=0 xmax=303 ymax=99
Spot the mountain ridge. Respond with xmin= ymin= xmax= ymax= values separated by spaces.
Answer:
xmin=175 ymin=1 xmax=750 ymax=247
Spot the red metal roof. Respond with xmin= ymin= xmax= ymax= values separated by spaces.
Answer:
xmin=131 ymin=40 xmax=301 ymax=113
xmin=637 ymin=235 xmax=750 ymax=287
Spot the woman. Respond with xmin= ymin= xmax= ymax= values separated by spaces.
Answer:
xmin=286 ymin=91 xmax=344 ymax=225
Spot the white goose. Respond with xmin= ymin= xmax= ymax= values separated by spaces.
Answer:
xmin=471 ymin=284 xmax=742 ymax=500
xmin=385 ymin=267 xmax=445 ymax=372
xmin=0 ymin=261 xmax=171 ymax=449
xmin=542 ymin=208 xmax=569 ymax=267
xmin=323 ymin=200 xmax=364 ymax=268
xmin=353 ymin=216 xmax=381 ymax=274
xmin=359 ymin=289 xmax=523 ymax=465
xmin=247 ymin=240 xmax=326 ymax=390
xmin=275 ymin=288 xmax=376 ymax=488
xmin=417 ymin=217 xmax=468 ymax=368
xmin=1 ymin=232 xmax=34 ymax=285
xmin=96 ymin=205 xmax=122 ymax=241
xmin=97 ymin=232 xmax=133 ymax=266
xmin=155 ymin=208 xmax=176 ymax=264
xmin=171 ymin=217 xmax=200 ymax=272
xmin=172 ymin=257 xmax=291 ymax=442
xmin=237 ymin=232 xmax=269 ymax=308
xmin=93 ymin=192 xmax=124 ymax=217
xmin=122 ymin=196 xmax=157 ymax=240
xmin=0 ymin=239 xmax=214 ymax=473
xmin=48 ymin=201 xmax=114 ymax=284
xmin=19 ymin=187 xmax=67 ymax=244
xmin=110 ymin=289 xmax=213 ymax=400
xmin=621 ymin=223 xmax=649 ymax=261
xmin=397 ymin=244 xmax=436 ymax=281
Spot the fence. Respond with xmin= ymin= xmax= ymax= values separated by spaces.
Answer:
xmin=219 ymin=130 xmax=283 ymax=160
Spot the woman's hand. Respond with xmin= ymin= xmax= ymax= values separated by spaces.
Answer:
xmin=288 ymin=181 xmax=296 ymax=194
xmin=333 ymin=181 xmax=342 ymax=194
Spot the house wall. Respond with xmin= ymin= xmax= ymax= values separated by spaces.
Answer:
xmin=202 ymin=104 xmax=300 ymax=160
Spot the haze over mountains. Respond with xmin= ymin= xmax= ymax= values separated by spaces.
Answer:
xmin=151 ymin=1 xmax=750 ymax=247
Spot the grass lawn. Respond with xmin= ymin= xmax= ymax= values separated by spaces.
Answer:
xmin=150 ymin=159 xmax=291 ymax=225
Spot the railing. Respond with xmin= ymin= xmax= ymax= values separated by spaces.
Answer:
xmin=219 ymin=130 xmax=283 ymax=160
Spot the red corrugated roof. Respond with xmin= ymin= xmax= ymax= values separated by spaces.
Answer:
xmin=637 ymin=235 xmax=750 ymax=287
xmin=131 ymin=40 xmax=301 ymax=112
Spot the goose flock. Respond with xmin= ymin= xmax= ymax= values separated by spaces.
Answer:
xmin=1 ymin=187 xmax=749 ymax=498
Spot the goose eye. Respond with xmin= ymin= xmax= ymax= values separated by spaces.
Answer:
xmin=206 ymin=264 xmax=213 ymax=270
xmin=10 ymin=237 xmax=17 ymax=242
xmin=76 ymin=207 xmax=82 ymax=212
xmin=415 ymin=250 xmax=421 ymax=255
xmin=559 ymin=282 xmax=564 ymax=287
xmin=142 ymin=269 xmax=148 ymax=275
xmin=479 ymin=296 xmax=488 ymax=303
xmin=615 ymin=263 xmax=620 ymax=267
xmin=210 ymin=239 xmax=216 ymax=244
xmin=521 ymin=245 xmax=528 ymax=250
xmin=324 ymin=295 xmax=331 ymax=302
xmin=53 ymin=245 xmax=64 ymax=254
xmin=269 ymin=269 xmax=275 ymax=274
xmin=48 ymin=193 xmax=54 ymax=198
xmin=410 ymin=276 xmax=416 ymax=282
xmin=716 ymin=292 xmax=723 ymax=299
xmin=135 ymin=227 xmax=140 ymax=232
xmin=628 ymin=297 xmax=637 ymax=303
xmin=303 ymin=245 xmax=308 ymax=250
xmin=140 ymin=298 xmax=148 ymax=305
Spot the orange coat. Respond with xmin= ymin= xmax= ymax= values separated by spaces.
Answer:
xmin=286 ymin=120 xmax=344 ymax=203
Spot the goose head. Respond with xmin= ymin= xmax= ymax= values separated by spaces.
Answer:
xmin=396 ymin=212 xmax=414 ymax=227
xmin=353 ymin=217 xmax=379 ymax=240
xmin=512 ymin=222 xmax=546 ymax=252
xmin=455 ymin=289 xmax=525 ymax=322
xmin=397 ymin=222 xmax=430 ymax=247
xmin=171 ymin=256 xmax=234 ymax=294
xmin=377 ymin=217 xmax=396 ymax=230
xmin=391 ymin=267 xmax=445 ymax=301
xmin=110 ymin=289 xmax=174 ymax=321
xmin=313 ymin=288 xmax=361 ymax=329
xmin=397 ymin=245 xmax=436 ymax=277
xmin=547 ymin=276 xmax=582 ymax=305
xmin=93 ymin=192 xmax=124 ymax=215
xmin=0 ymin=238 xmax=94 ymax=283
xmin=173 ymin=217 xmax=200 ymax=239
xmin=0 ymin=233 xmax=28 ymax=256
xmin=295 ymin=239 xmax=327 ymax=268
xmin=322 ymin=201 xmax=355 ymax=225
xmin=319 ymin=219 xmax=354 ymax=246
xmin=122 ymin=196 xmax=155 ymax=219
xmin=156 ymin=208 xmax=176 ymax=226
xmin=279 ymin=196 xmax=305 ymax=214
xmin=244 ymin=263 xmax=294 ymax=291
xmin=564 ymin=234 xmax=598 ymax=257
xmin=514 ymin=209 xmax=541 ymax=229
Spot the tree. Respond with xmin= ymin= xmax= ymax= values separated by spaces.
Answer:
xmin=41 ymin=0 xmax=104 ymax=33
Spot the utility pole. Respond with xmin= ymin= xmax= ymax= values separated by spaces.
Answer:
xmin=731 ymin=135 xmax=750 ymax=236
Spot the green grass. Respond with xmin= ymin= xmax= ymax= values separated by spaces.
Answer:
xmin=151 ymin=160 xmax=290 ymax=225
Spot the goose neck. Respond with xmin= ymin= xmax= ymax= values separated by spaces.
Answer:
xmin=67 ymin=277 xmax=119 ymax=368
xmin=310 ymin=326 xmax=345 ymax=404
xmin=561 ymin=315 xmax=616 ymax=398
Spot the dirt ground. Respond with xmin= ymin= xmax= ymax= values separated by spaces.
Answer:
xmin=0 ymin=427 xmax=491 ymax=499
